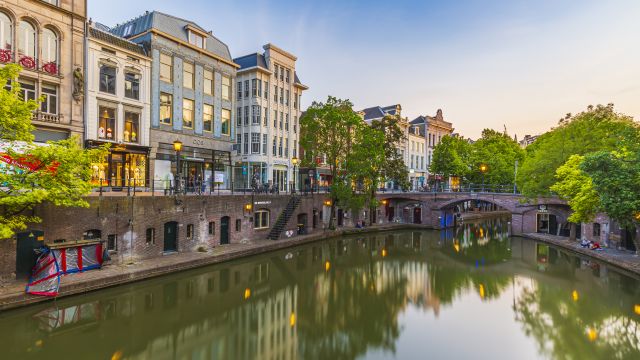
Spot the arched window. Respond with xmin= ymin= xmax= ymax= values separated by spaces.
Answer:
xmin=42 ymin=28 xmax=58 ymax=65
xmin=18 ymin=20 xmax=36 ymax=58
xmin=99 ymin=64 xmax=116 ymax=94
xmin=0 ymin=12 xmax=12 ymax=52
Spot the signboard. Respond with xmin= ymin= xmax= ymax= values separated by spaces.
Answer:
xmin=214 ymin=172 xmax=225 ymax=184
xmin=242 ymin=165 xmax=247 ymax=175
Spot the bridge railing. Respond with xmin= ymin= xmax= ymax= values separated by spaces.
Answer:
xmin=379 ymin=183 xmax=519 ymax=195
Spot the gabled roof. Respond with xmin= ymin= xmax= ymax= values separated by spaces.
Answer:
xmin=110 ymin=11 xmax=233 ymax=62
xmin=410 ymin=115 xmax=428 ymax=125
xmin=360 ymin=104 xmax=400 ymax=121
xmin=88 ymin=26 xmax=147 ymax=56
xmin=233 ymin=53 xmax=269 ymax=70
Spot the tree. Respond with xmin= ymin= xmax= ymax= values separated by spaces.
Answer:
xmin=467 ymin=129 xmax=524 ymax=188
xmin=300 ymin=96 xmax=363 ymax=229
xmin=429 ymin=135 xmax=471 ymax=180
xmin=518 ymin=104 xmax=640 ymax=197
xmin=0 ymin=64 xmax=108 ymax=238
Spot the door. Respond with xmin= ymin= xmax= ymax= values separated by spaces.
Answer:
xmin=413 ymin=207 xmax=422 ymax=224
xmin=337 ymin=209 xmax=344 ymax=227
xmin=220 ymin=216 xmax=230 ymax=245
xmin=16 ymin=231 xmax=44 ymax=278
xmin=388 ymin=206 xmax=395 ymax=222
xmin=549 ymin=215 xmax=558 ymax=235
xmin=111 ymin=153 xmax=125 ymax=187
xmin=163 ymin=221 xmax=178 ymax=252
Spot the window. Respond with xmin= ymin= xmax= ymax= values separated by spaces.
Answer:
xmin=203 ymin=104 xmax=213 ymax=132
xmin=160 ymin=93 xmax=172 ymax=125
xmin=188 ymin=31 xmax=204 ymax=49
xmin=293 ymin=116 xmax=297 ymax=133
xmin=252 ymin=105 xmax=260 ymax=124
xmin=235 ymin=219 xmax=242 ymax=232
xmin=593 ymin=223 xmax=601 ymax=237
xmin=243 ymin=133 xmax=249 ymax=154
xmin=18 ymin=80 xmax=35 ymax=101
xmin=186 ymin=224 xmax=194 ymax=239
xmin=285 ymin=138 xmax=289 ymax=157
xmin=124 ymin=72 xmax=140 ymax=99
xmin=124 ymin=112 xmax=140 ymax=143
xmin=278 ymin=137 xmax=283 ymax=157
xmin=221 ymin=108 xmax=231 ymax=135
xmin=99 ymin=65 xmax=116 ymax=94
xmin=42 ymin=28 xmax=58 ymax=65
xmin=273 ymin=85 xmax=278 ymax=102
xmin=285 ymin=114 xmax=289 ymax=131
xmin=0 ymin=12 xmax=13 ymax=51
xmin=293 ymin=140 xmax=297 ymax=158
xmin=264 ymin=81 xmax=268 ymax=99
xmin=146 ymin=228 xmax=155 ymax=244
xmin=244 ymin=105 xmax=249 ymax=125
xmin=183 ymin=62 xmax=194 ymax=89
xmin=236 ymin=133 xmax=241 ymax=154
xmin=222 ymin=76 xmax=231 ymax=101
xmin=83 ymin=229 xmax=102 ymax=240
xmin=41 ymin=84 xmax=57 ymax=114
xmin=294 ymin=92 xmax=298 ymax=109
xmin=272 ymin=137 xmax=277 ymax=156
xmin=273 ymin=110 xmax=277 ymax=128
xmin=160 ymin=53 xmax=172 ymax=82
xmin=208 ymin=221 xmax=215 ymax=235
xmin=236 ymin=106 xmax=242 ymax=126
xmin=286 ymin=90 xmax=289 ymax=106
xmin=252 ymin=79 xmax=257 ymax=97
xmin=203 ymin=69 xmax=214 ymax=96
xmin=183 ymin=98 xmax=194 ymax=128
xmin=279 ymin=112 xmax=283 ymax=130
xmin=251 ymin=133 xmax=260 ymax=154
xmin=258 ymin=79 xmax=262 ymax=97
xmin=97 ymin=106 xmax=116 ymax=140
xmin=263 ymin=107 xmax=268 ymax=126
xmin=286 ymin=69 xmax=290 ymax=83
xmin=18 ymin=21 xmax=36 ymax=58
xmin=236 ymin=81 xmax=242 ymax=100
xmin=244 ymin=80 xmax=249 ymax=98
xmin=280 ymin=87 xmax=284 ymax=104
xmin=263 ymin=134 xmax=268 ymax=154
xmin=107 ymin=234 xmax=117 ymax=251
xmin=254 ymin=210 xmax=270 ymax=229
xmin=279 ymin=67 xmax=284 ymax=81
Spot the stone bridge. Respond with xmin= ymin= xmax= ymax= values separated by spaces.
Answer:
xmin=373 ymin=192 xmax=570 ymax=236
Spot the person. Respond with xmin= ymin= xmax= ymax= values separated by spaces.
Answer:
xmin=355 ymin=220 xmax=362 ymax=229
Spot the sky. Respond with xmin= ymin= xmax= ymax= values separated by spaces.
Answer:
xmin=89 ymin=0 xmax=640 ymax=139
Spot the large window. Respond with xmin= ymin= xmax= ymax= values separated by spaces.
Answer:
xmin=221 ymin=75 xmax=231 ymax=101
xmin=252 ymin=79 xmax=257 ymax=97
xmin=263 ymin=134 xmax=267 ymax=154
xmin=183 ymin=98 xmax=194 ymax=129
xmin=263 ymin=107 xmax=268 ymax=126
xmin=160 ymin=93 xmax=172 ymax=125
xmin=98 ymin=106 xmax=116 ymax=140
xmin=42 ymin=28 xmax=58 ymax=65
xmin=188 ymin=31 xmax=204 ymax=49
xmin=243 ymin=133 xmax=248 ymax=154
xmin=252 ymin=105 xmax=260 ymax=124
xmin=254 ymin=210 xmax=270 ymax=229
xmin=251 ymin=133 xmax=260 ymax=154
xmin=18 ymin=21 xmax=36 ymax=58
xmin=203 ymin=104 xmax=213 ymax=132
xmin=19 ymin=80 xmax=36 ymax=101
xmin=204 ymin=69 xmax=214 ymax=96
xmin=264 ymin=81 xmax=268 ymax=99
xmin=99 ymin=65 xmax=116 ymax=94
xmin=236 ymin=81 xmax=242 ymax=100
xmin=0 ymin=12 xmax=12 ymax=51
xmin=244 ymin=80 xmax=249 ymax=98
xmin=183 ymin=61 xmax=194 ymax=89
xmin=41 ymin=84 xmax=57 ymax=114
xmin=221 ymin=108 xmax=231 ymax=135
xmin=159 ymin=53 xmax=172 ymax=82
xmin=236 ymin=106 xmax=242 ymax=126
xmin=124 ymin=112 xmax=140 ymax=143
xmin=124 ymin=72 xmax=140 ymax=99
xmin=244 ymin=105 xmax=249 ymax=125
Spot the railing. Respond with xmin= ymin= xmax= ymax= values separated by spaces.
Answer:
xmin=379 ymin=183 xmax=519 ymax=195
xmin=0 ymin=50 xmax=61 ymax=76
xmin=32 ymin=111 xmax=63 ymax=124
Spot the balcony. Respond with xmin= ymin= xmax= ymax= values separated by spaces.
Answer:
xmin=32 ymin=111 xmax=63 ymax=124
xmin=0 ymin=50 xmax=61 ymax=77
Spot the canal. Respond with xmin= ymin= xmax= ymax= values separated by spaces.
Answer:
xmin=1 ymin=216 xmax=639 ymax=360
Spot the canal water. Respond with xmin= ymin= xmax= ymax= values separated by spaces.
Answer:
xmin=1 ymin=216 xmax=639 ymax=360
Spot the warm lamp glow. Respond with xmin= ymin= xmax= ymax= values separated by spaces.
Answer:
xmin=173 ymin=140 xmax=183 ymax=152
xmin=572 ymin=290 xmax=579 ymax=302
xmin=634 ymin=304 xmax=640 ymax=315
xmin=479 ymin=164 xmax=488 ymax=173
xmin=479 ymin=284 xmax=485 ymax=299
xmin=290 ymin=313 xmax=296 ymax=327
xmin=244 ymin=288 xmax=251 ymax=300
xmin=292 ymin=157 xmax=298 ymax=165
xmin=381 ymin=249 xmax=387 ymax=257
xmin=323 ymin=200 xmax=332 ymax=206
xmin=381 ymin=199 xmax=388 ymax=206
xmin=587 ymin=327 xmax=597 ymax=342
xmin=325 ymin=260 xmax=331 ymax=272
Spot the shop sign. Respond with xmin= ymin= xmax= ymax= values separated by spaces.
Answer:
xmin=538 ymin=204 xmax=548 ymax=213
xmin=254 ymin=201 xmax=271 ymax=205
xmin=214 ymin=172 xmax=225 ymax=183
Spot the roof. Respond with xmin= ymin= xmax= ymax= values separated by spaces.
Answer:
xmin=410 ymin=115 xmax=428 ymax=125
xmin=360 ymin=105 xmax=400 ymax=121
xmin=88 ymin=26 xmax=147 ymax=56
xmin=293 ymin=71 xmax=308 ymax=89
xmin=109 ymin=11 xmax=233 ymax=62
xmin=233 ymin=53 xmax=269 ymax=70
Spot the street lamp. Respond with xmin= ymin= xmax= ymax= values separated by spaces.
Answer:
xmin=479 ymin=163 xmax=488 ymax=192
xmin=291 ymin=157 xmax=299 ymax=193
xmin=173 ymin=140 xmax=183 ymax=194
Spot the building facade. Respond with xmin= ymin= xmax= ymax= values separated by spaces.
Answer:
xmin=407 ymin=124 xmax=427 ymax=190
xmin=411 ymin=109 xmax=454 ymax=187
xmin=111 ymin=11 xmax=238 ymax=192
xmin=0 ymin=0 xmax=86 ymax=142
xmin=84 ymin=23 xmax=151 ymax=189
xmin=233 ymin=44 xmax=307 ymax=192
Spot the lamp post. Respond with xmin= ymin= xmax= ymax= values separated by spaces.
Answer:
xmin=173 ymin=140 xmax=183 ymax=194
xmin=291 ymin=157 xmax=299 ymax=194
xmin=479 ymin=164 xmax=488 ymax=192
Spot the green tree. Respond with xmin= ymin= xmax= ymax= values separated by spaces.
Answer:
xmin=430 ymin=135 xmax=471 ymax=179
xmin=0 ymin=64 xmax=108 ymax=238
xmin=518 ymin=104 xmax=640 ymax=197
xmin=550 ymin=155 xmax=600 ymax=224
xmin=468 ymin=129 xmax=524 ymax=189
xmin=300 ymin=96 xmax=363 ymax=229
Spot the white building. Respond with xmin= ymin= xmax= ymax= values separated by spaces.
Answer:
xmin=411 ymin=109 xmax=454 ymax=187
xmin=84 ymin=23 xmax=151 ymax=188
xmin=407 ymin=125 xmax=427 ymax=190
xmin=233 ymin=44 xmax=308 ymax=192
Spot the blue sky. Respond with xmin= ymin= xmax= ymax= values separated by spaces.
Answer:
xmin=89 ymin=0 xmax=640 ymax=138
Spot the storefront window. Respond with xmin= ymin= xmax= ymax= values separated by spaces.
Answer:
xmin=126 ymin=153 xmax=146 ymax=186
xmin=91 ymin=159 xmax=108 ymax=186
xmin=98 ymin=106 xmax=116 ymax=140
xmin=124 ymin=112 xmax=140 ymax=143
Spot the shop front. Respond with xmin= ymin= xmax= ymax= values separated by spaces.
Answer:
xmin=272 ymin=164 xmax=289 ymax=192
xmin=87 ymin=140 xmax=149 ymax=189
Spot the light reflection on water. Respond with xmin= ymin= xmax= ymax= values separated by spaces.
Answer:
xmin=0 ymin=216 xmax=638 ymax=360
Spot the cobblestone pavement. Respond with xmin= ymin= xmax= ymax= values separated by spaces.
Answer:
xmin=522 ymin=233 xmax=640 ymax=275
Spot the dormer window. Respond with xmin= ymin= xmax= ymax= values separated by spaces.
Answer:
xmin=188 ymin=31 xmax=204 ymax=49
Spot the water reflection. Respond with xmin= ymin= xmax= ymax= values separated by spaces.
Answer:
xmin=0 ymin=217 xmax=638 ymax=359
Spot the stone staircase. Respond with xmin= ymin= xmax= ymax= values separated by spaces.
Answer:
xmin=267 ymin=196 xmax=301 ymax=240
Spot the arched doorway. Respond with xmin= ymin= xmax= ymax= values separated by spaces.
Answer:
xmin=163 ymin=222 xmax=178 ymax=252
xmin=413 ymin=207 xmax=422 ymax=224
xmin=220 ymin=216 xmax=230 ymax=245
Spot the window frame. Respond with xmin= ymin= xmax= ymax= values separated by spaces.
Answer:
xmin=183 ymin=61 xmax=194 ymax=89
xmin=203 ymin=103 xmax=213 ymax=132
xmin=254 ymin=210 xmax=270 ymax=229
xmin=123 ymin=111 xmax=140 ymax=143
xmin=159 ymin=53 xmax=173 ymax=83
xmin=124 ymin=71 xmax=140 ymax=100
xmin=221 ymin=108 xmax=231 ymax=135
xmin=159 ymin=93 xmax=173 ymax=125
xmin=221 ymin=75 xmax=231 ymax=101
xmin=41 ymin=84 xmax=58 ymax=115
xmin=97 ymin=105 xmax=116 ymax=141
xmin=99 ymin=64 xmax=117 ymax=94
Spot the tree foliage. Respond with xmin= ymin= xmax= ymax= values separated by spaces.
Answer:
xmin=429 ymin=135 xmax=471 ymax=179
xmin=0 ymin=64 xmax=108 ymax=238
xmin=550 ymin=155 xmax=600 ymax=223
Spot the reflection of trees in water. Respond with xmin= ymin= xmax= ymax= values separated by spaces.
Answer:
xmin=445 ymin=217 xmax=512 ymax=265
xmin=426 ymin=264 xmax=512 ymax=304
xmin=514 ymin=278 xmax=640 ymax=359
